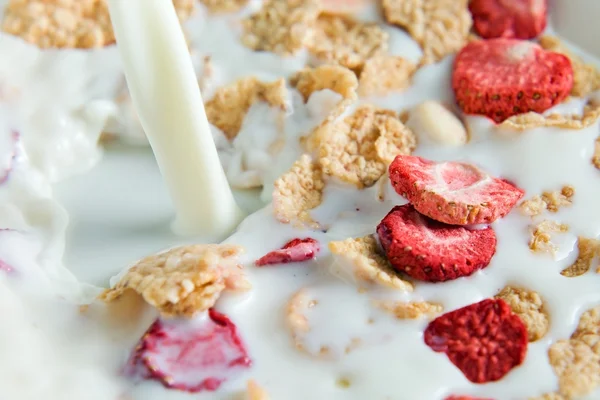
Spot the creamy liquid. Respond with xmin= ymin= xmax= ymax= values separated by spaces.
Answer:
xmin=0 ymin=1 xmax=599 ymax=400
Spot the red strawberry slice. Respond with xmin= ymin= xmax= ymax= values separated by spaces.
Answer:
xmin=389 ymin=155 xmax=524 ymax=225
xmin=376 ymin=205 xmax=496 ymax=282
xmin=452 ymin=38 xmax=573 ymax=122
xmin=128 ymin=309 xmax=251 ymax=393
xmin=424 ymin=299 xmax=528 ymax=383
xmin=255 ymin=238 xmax=320 ymax=266
xmin=469 ymin=0 xmax=547 ymax=39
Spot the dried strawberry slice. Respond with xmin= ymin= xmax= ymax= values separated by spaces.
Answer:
xmin=389 ymin=155 xmax=524 ymax=225
xmin=469 ymin=0 xmax=547 ymax=39
xmin=452 ymin=39 xmax=573 ymax=122
xmin=425 ymin=299 xmax=528 ymax=383
xmin=129 ymin=309 xmax=251 ymax=393
xmin=377 ymin=205 xmax=496 ymax=282
xmin=255 ymin=238 xmax=320 ymax=266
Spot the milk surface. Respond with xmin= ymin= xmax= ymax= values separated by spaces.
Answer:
xmin=0 ymin=1 xmax=598 ymax=400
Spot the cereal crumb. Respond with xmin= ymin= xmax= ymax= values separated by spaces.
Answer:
xmin=529 ymin=220 xmax=569 ymax=255
xmin=328 ymin=235 xmax=413 ymax=291
xmin=306 ymin=105 xmax=416 ymax=188
xmin=548 ymin=306 xmax=600 ymax=398
xmin=520 ymin=186 xmax=575 ymax=216
xmin=374 ymin=300 xmax=442 ymax=320
xmin=593 ymin=137 xmax=600 ymax=171
xmin=561 ymin=237 xmax=600 ymax=278
xmin=2 ymin=0 xmax=194 ymax=49
xmin=200 ymin=0 xmax=248 ymax=13
xmin=246 ymin=380 xmax=269 ymax=400
xmin=241 ymin=0 xmax=320 ymax=56
xmin=273 ymin=155 xmax=324 ymax=229
xmin=205 ymin=77 xmax=288 ymax=140
xmin=499 ymin=99 xmax=600 ymax=131
xmin=495 ymin=286 xmax=549 ymax=342
xmin=539 ymin=36 xmax=600 ymax=97
xmin=358 ymin=55 xmax=416 ymax=96
xmin=290 ymin=65 xmax=358 ymax=102
xmin=382 ymin=0 xmax=472 ymax=65
xmin=99 ymin=244 xmax=249 ymax=318
xmin=307 ymin=14 xmax=388 ymax=73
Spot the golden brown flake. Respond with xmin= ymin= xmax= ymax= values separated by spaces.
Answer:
xmin=539 ymin=36 xmax=600 ymax=98
xmin=374 ymin=300 xmax=442 ymax=320
xmin=205 ymin=77 xmax=288 ymax=140
xmin=290 ymin=65 xmax=358 ymax=102
xmin=246 ymin=380 xmax=270 ymax=400
xmin=241 ymin=0 xmax=320 ymax=56
xmin=495 ymin=286 xmax=549 ymax=342
xmin=520 ymin=186 xmax=575 ymax=217
xmin=499 ymin=99 xmax=600 ymax=131
xmin=307 ymin=14 xmax=388 ymax=73
xmin=382 ymin=0 xmax=472 ymax=65
xmin=529 ymin=220 xmax=569 ymax=255
xmin=200 ymin=0 xmax=249 ymax=13
xmin=273 ymin=155 xmax=325 ymax=229
xmin=548 ymin=306 xmax=600 ymax=398
xmin=99 ymin=244 xmax=249 ymax=318
xmin=561 ymin=237 xmax=600 ymax=278
xmin=306 ymin=105 xmax=416 ymax=188
xmin=358 ymin=55 xmax=416 ymax=96
xmin=328 ymin=235 xmax=413 ymax=291
xmin=1 ymin=0 xmax=194 ymax=49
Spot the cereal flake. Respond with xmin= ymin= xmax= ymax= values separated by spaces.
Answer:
xmin=2 ymin=0 xmax=194 ymax=49
xmin=99 ymin=244 xmax=249 ymax=318
xmin=539 ymin=36 xmax=600 ymax=98
xmin=374 ymin=300 xmax=442 ymax=320
xmin=241 ymin=0 xmax=320 ymax=56
xmin=529 ymin=220 xmax=569 ymax=255
xmin=548 ymin=306 xmax=600 ymax=398
xmin=306 ymin=105 xmax=416 ymax=188
xmin=246 ymin=380 xmax=269 ymax=400
xmin=382 ymin=0 xmax=472 ymax=65
xmin=273 ymin=155 xmax=324 ymax=229
xmin=519 ymin=186 xmax=575 ymax=217
xmin=499 ymin=99 xmax=600 ymax=131
xmin=307 ymin=14 xmax=388 ymax=73
xmin=328 ymin=235 xmax=413 ymax=291
xmin=200 ymin=0 xmax=248 ymax=13
xmin=290 ymin=65 xmax=358 ymax=102
xmin=561 ymin=237 xmax=600 ymax=278
xmin=358 ymin=55 xmax=416 ymax=96
xmin=205 ymin=77 xmax=288 ymax=140
xmin=495 ymin=286 xmax=549 ymax=342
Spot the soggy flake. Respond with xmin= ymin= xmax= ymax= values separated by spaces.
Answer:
xmin=307 ymin=105 xmax=416 ymax=188
xmin=241 ymin=0 xmax=320 ymax=56
xmin=382 ymin=0 xmax=472 ymax=65
xmin=290 ymin=65 xmax=358 ymax=102
xmin=246 ymin=380 xmax=269 ymax=400
xmin=307 ymin=14 xmax=388 ymax=73
xmin=374 ymin=300 xmax=442 ymax=320
xmin=519 ymin=186 xmax=575 ymax=217
xmin=273 ymin=155 xmax=324 ymax=229
xmin=495 ymin=286 xmax=549 ymax=342
xmin=561 ymin=237 xmax=600 ymax=278
xmin=539 ymin=36 xmax=600 ymax=98
xmin=549 ymin=306 xmax=600 ymax=398
xmin=205 ymin=77 xmax=288 ymax=140
xmin=529 ymin=220 xmax=569 ymax=255
xmin=285 ymin=289 xmax=361 ymax=358
xmin=328 ymin=235 xmax=413 ymax=291
xmin=358 ymin=55 xmax=416 ymax=96
xmin=100 ymin=245 xmax=249 ymax=318
xmin=499 ymin=99 xmax=600 ymax=131
xmin=200 ymin=0 xmax=248 ymax=13
xmin=1 ymin=0 xmax=194 ymax=49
